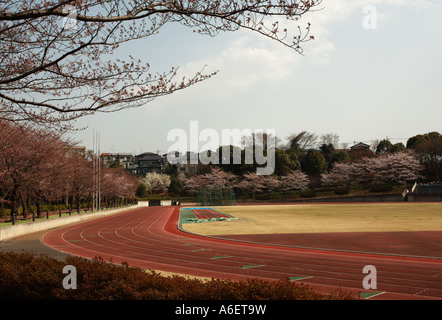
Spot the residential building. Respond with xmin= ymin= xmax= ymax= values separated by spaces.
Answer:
xmin=350 ymin=142 xmax=371 ymax=151
xmin=162 ymin=151 xmax=201 ymax=174
xmin=134 ymin=152 xmax=163 ymax=176
xmin=101 ymin=153 xmax=135 ymax=169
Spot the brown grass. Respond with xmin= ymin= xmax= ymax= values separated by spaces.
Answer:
xmin=182 ymin=203 xmax=442 ymax=235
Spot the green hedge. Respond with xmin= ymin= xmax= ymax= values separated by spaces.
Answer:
xmin=299 ymin=189 xmax=316 ymax=198
xmin=334 ymin=187 xmax=350 ymax=195
xmin=0 ymin=252 xmax=354 ymax=300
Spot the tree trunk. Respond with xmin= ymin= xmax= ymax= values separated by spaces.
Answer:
xmin=19 ymin=191 xmax=27 ymax=219
xmin=36 ymin=199 xmax=42 ymax=218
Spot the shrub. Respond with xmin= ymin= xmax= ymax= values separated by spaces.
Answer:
xmin=334 ymin=187 xmax=350 ymax=195
xmin=300 ymin=189 xmax=316 ymax=198
xmin=254 ymin=194 xmax=271 ymax=200
xmin=369 ymin=184 xmax=393 ymax=193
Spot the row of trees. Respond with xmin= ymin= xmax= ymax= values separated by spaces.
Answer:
xmin=321 ymin=152 xmax=424 ymax=188
xmin=184 ymin=167 xmax=310 ymax=196
xmin=123 ymin=130 xmax=440 ymax=198
xmin=137 ymin=131 xmax=438 ymax=197
xmin=137 ymin=167 xmax=310 ymax=197
xmin=211 ymin=131 xmax=441 ymax=183
xmin=181 ymin=151 xmax=423 ymax=197
xmin=0 ymin=121 xmax=138 ymax=219
xmin=276 ymin=131 xmax=441 ymax=181
xmin=179 ymin=131 xmax=440 ymax=196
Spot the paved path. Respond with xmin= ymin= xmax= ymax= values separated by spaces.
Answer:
xmin=0 ymin=229 xmax=70 ymax=260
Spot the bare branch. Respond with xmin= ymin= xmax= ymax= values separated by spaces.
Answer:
xmin=0 ymin=0 xmax=322 ymax=128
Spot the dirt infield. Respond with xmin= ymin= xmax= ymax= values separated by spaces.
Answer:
xmin=182 ymin=203 xmax=442 ymax=259
xmin=182 ymin=203 xmax=442 ymax=235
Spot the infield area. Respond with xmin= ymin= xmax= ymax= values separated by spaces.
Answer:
xmin=182 ymin=203 xmax=442 ymax=235
xmin=182 ymin=203 xmax=442 ymax=259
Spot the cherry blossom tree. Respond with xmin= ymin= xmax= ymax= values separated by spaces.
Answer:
xmin=23 ymin=130 xmax=72 ymax=217
xmin=1 ymin=0 xmax=321 ymax=128
xmin=183 ymin=174 xmax=208 ymax=196
xmin=100 ymin=166 xmax=138 ymax=206
xmin=367 ymin=151 xmax=424 ymax=185
xmin=279 ymin=170 xmax=310 ymax=191
xmin=185 ymin=167 xmax=310 ymax=197
xmin=141 ymin=172 xmax=171 ymax=194
xmin=0 ymin=120 xmax=28 ymax=216
xmin=236 ymin=171 xmax=308 ymax=195
xmin=0 ymin=119 xmax=140 ymax=220
xmin=110 ymin=168 xmax=138 ymax=201
xmin=321 ymin=151 xmax=424 ymax=188
xmin=184 ymin=166 xmax=236 ymax=195
xmin=0 ymin=120 xmax=73 ymax=218
xmin=232 ymin=173 xmax=280 ymax=195
xmin=235 ymin=172 xmax=266 ymax=196
xmin=320 ymin=162 xmax=356 ymax=188
xmin=65 ymin=152 xmax=93 ymax=212
xmin=261 ymin=175 xmax=281 ymax=193
xmin=204 ymin=167 xmax=237 ymax=188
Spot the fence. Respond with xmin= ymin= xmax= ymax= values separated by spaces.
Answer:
xmin=196 ymin=185 xmax=236 ymax=206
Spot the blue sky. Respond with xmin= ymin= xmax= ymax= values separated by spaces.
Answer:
xmin=70 ymin=0 xmax=442 ymax=155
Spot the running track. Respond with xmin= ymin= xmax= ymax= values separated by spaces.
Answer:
xmin=42 ymin=206 xmax=442 ymax=300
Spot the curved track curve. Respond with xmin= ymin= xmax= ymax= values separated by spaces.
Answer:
xmin=42 ymin=206 xmax=442 ymax=300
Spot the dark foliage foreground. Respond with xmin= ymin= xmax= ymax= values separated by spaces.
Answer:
xmin=0 ymin=252 xmax=354 ymax=300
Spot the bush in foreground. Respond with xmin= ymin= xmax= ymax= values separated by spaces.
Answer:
xmin=0 ymin=252 xmax=354 ymax=300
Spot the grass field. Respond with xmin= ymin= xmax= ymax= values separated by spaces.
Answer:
xmin=182 ymin=203 xmax=442 ymax=235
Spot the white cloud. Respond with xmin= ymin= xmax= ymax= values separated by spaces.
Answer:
xmin=147 ymin=0 xmax=436 ymax=107
xmin=298 ymin=0 xmax=434 ymax=61
xmin=176 ymin=34 xmax=300 ymax=98
xmin=169 ymin=0 xmax=436 ymax=99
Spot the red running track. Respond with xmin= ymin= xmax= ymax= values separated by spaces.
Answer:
xmin=42 ymin=206 xmax=442 ymax=300
xmin=191 ymin=208 xmax=231 ymax=220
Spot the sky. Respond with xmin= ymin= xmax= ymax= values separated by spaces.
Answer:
xmin=69 ymin=0 xmax=442 ymax=156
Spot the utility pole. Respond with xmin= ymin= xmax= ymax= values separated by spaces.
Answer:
xmin=92 ymin=129 xmax=95 ymax=212
xmin=92 ymin=129 xmax=101 ymax=211
xmin=97 ymin=131 xmax=101 ymax=211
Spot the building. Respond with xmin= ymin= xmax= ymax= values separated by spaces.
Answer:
xmin=101 ymin=152 xmax=165 ymax=176
xmin=100 ymin=150 xmax=208 ymax=176
xmin=350 ymin=142 xmax=371 ymax=151
xmin=101 ymin=153 xmax=135 ymax=169
xmin=179 ymin=152 xmax=199 ymax=174
xmin=66 ymin=146 xmax=86 ymax=157
xmin=133 ymin=152 xmax=163 ymax=176
xmin=408 ymin=183 xmax=442 ymax=202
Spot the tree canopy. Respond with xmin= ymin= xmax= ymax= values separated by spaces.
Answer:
xmin=0 ymin=0 xmax=321 ymax=128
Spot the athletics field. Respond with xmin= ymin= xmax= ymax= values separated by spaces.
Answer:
xmin=35 ymin=203 xmax=442 ymax=299
xmin=182 ymin=203 xmax=442 ymax=259
xmin=183 ymin=203 xmax=442 ymax=234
